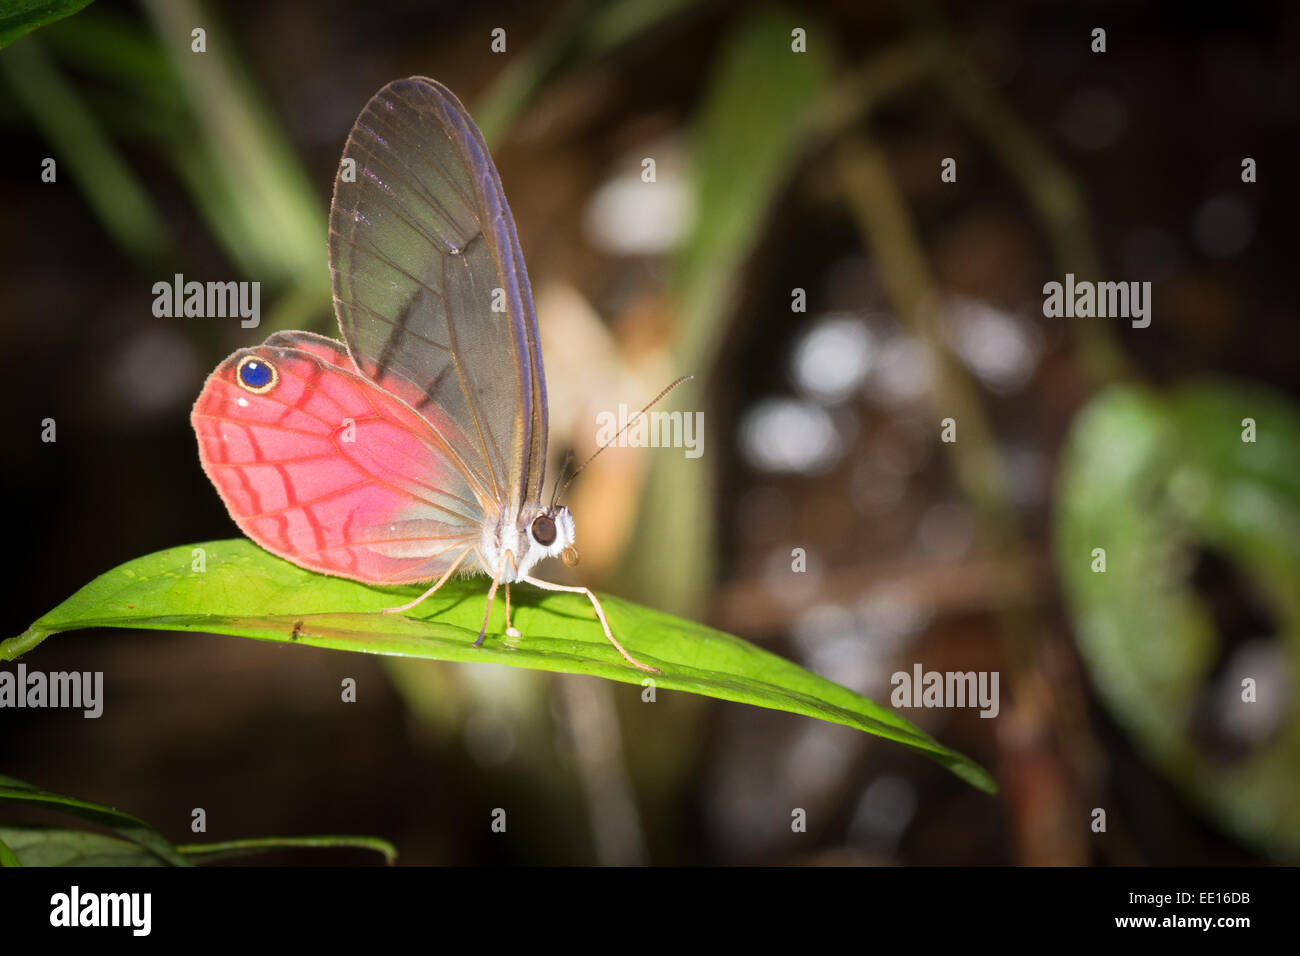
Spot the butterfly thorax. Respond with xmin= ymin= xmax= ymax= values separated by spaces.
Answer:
xmin=478 ymin=505 xmax=575 ymax=583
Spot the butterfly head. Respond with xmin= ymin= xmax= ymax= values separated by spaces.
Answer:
xmin=528 ymin=505 xmax=578 ymax=567
xmin=483 ymin=505 xmax=578 ymax=582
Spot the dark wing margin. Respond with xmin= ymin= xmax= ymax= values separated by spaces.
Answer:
xmin=328 ymin=76 xmax=548 ymax=517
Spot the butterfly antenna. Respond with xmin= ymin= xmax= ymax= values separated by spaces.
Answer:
xmin=549 ymin=448 xmax=575 ymax=509
xmin=554 ymin=374 xmax=694 ymax=505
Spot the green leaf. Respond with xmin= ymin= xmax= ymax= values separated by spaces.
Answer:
xmin=1056 ymin=381 xmax=1300 ymax=856
xmin=177 ymin=836 xmax=397 ymax=865
xmin=0 ymin=0 xmax=94 ymax=50
xmin=0 ymin=827 xmax=166 ymax=867
xmin=4 ymin=540 xmax=995 ymax=793
xmin=0 ymin=827 xmax=396 ymax=866
xmin=0 ymin=832 xmax=22 ymax=867
xmin=0 ymin=774 xmax=190 ymax=866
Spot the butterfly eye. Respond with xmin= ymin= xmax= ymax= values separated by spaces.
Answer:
xmin=531 ymin=514 xmax=557 ymax=547
xmin=236 ymin=356 xmax=278 ymax=394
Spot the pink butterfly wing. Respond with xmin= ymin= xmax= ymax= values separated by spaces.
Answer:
xmin=191 ymin=331 xmax=484 ymax=584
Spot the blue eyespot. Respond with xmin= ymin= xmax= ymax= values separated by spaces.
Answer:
xmin=236 ymin=355 xmax=277 ymax=393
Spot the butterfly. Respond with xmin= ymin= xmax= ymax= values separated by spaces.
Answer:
xmin=191 ymin=77 xmax=665 ymax=672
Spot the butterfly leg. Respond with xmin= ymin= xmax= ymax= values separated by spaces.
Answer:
xmin=522 ymin=576 xmax=660 ymax=673
xmin=382 ymin=548 xmax=470 ymax=614
xmin=503 ymin=552 xmax=522 ymax=638
xmin=474 ymin=550 xmax=512 ymax=647
xmin=504 ymin=583 xmax=521 ymax=639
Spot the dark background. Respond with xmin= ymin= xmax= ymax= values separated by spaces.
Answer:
xmin=1 ymin=0 xmax=1297 ymax=865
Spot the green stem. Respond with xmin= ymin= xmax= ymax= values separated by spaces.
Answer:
xmin=1 ymin=627 xmax=52 ymax=662
xmin=178 ymin=835 xmax=397 ymax=865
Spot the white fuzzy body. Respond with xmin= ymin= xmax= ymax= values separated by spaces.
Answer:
xmin=476 ymin=507 xmax=575 ymax=582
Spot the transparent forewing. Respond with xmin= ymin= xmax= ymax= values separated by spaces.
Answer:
xmin=329 ymin=77 xmax=548 ymax=519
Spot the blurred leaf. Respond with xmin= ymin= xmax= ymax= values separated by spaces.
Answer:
xmin=1056 ymin=382 xmax=1300 ymax=855
xmin=618 ymin=6 xmax=830 ymax=617
xmin=38 ymin=7 xmax=176 ymax=94
xmin=140 ymin=0 xmax=329 ymax=325
xmin=4 ymin=541 xmax=996 ymax=793
xmin=0 ymin=774 xmax=190 ymax=866
xmin=674 ymin=6 xmax=829 ymax=365
xmin=0 ymin=36 xmax=169 ymax=266
xmin=475 ymin=0 xmax=698 ymax=144
xmin=177 ymin=835 xmax=397 ymax=865
xmin=7 ymin=4 xmax=330 ymax=331
xmin=0 ymin=827 xmax=166 ymax=867
xmin=0 ymin=0 xmax=94 ymax=50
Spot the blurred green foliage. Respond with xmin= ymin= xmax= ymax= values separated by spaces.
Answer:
xmin=1057 ymin=382 xmax=1300 ymax=856
xmin=1 ymin=1 xmax=329 ymax=331
xmin=617 ymin=7 xmax=830 ymax=618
